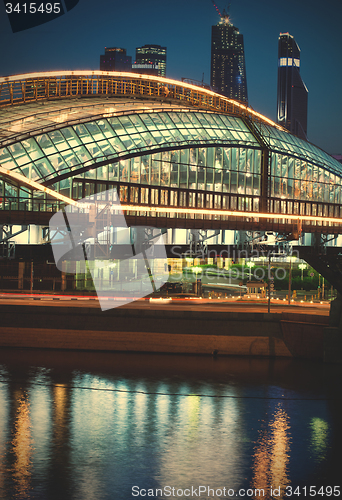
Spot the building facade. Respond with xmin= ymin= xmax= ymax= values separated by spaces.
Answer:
xmin=134 ymin=45 xmax=166 ymax=77
xmin=100 ymin=47 xmax=132 ymax=72
xmin=277 ymin=33 xmax=308 ymax=140
xmin=210 ymin=12 xmax=248 ymax=102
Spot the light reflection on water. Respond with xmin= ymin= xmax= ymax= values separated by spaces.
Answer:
xmin=0 ymin=351 xmax=340 ymax=500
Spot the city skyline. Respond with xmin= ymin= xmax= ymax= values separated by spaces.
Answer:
xmin=0 ymin=0 xmax=341 ymax=154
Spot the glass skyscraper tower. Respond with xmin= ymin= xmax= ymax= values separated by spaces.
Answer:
xmin=134 ymin=45 xmax=167 ymax=77
xmin=210 ymin=11 xmax=248 ymax=102
xmin=277 ymin=33 xmax=308 ymax=140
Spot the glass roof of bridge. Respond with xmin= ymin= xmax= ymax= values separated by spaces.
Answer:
xmin=0 ymin=95 xmax=341 ymax=186
xmin=255 ymin=121 xmax=342 ymax=176
xmin=0 ymin=110 xmax=259 ymax=183
xmin=0 ymin=97 xmax=188 ymax=145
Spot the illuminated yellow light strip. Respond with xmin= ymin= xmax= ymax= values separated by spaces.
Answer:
xmin=0 ymin=165 xmax=80 ymax=207
xmin=0 ymin=71 xmax=284 ymax=131
xmin=119 ymin=204 xmax=342 ymax=225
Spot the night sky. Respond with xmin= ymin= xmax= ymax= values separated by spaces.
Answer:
xmin=0 ymin=0 xmax=341 ymax=155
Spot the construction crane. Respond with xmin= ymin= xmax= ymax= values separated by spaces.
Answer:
xmin=211 ymin=1 xmax=231 ymax=22
xmin=211 ymin=0 xmax=222 ymax=17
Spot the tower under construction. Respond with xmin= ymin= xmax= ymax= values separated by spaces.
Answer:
xmin=210 ymin=7 xmax=248 ymax=102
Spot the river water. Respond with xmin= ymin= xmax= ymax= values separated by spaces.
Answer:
xmin=0 ymin=349 xmax=340 ymax=500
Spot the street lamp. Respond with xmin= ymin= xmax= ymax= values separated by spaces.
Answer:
xmin=192 ymin=267 xmax=202 ymax=297
xmin=246 ymin=261 xmax=255 ymax=281
xmin=191 ymin=266 xmax=202 ymax=276
xmin=298 ymin=263 xmax=307 ymax=289
xmin=288 ymin=255 xmax=297 ymax=305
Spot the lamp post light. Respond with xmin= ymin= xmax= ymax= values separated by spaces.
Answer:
xmin=288 ymin=255 xmax=296 ymax=305
xmin=298 ymin=263 xmax=307 ymax=290
xmin=192 ymin=266 xmax=202 ymax=297
xmin=191 ymin=266 xmax=202 ymax=276
xmin=246 ymin=261 xmax=255 ymax=281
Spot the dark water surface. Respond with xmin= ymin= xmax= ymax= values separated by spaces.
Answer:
xmin=0 ymin=349 xmax=341 ymax=500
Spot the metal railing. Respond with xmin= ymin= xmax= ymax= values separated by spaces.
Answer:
xmin=0 ymin=71 xmax=283 ymax=130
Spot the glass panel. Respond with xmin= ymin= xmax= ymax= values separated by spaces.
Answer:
xmin=206 ymin=168 xmax=213 ymax=191
xmin=161 ymin=163 xmax=170 ymax=187
xmin=170 ymin=152 xmax=179 ymax=187
xmin=60 ymin=149 xmax=80 ymax=168
xmin=271 ymin=153 xmax=276 ymax=176
xmin=189 ymin=165 xmax=196 ymax=189
xmin=85 ymin=122 xmax=106 ymax=141
xmin=7 ymin=143 xmax=31 ymax=167
xmin=140 ymin=114 xmax=156 ymax=130
xmin=130 ymin=133 xmax=145 ymax=149
xmin=194 ymin=113 xmax=210 ymax=127
xmin=167 ymin=112 xmax=184 ymax=127
xmin=130 ymin=157 xmax=140 ymax=183
xmin=119 ymin=160 xmax=129 ymax=182
xmin=223 ymin=148 xmax=230 ymax=170
xmin=214 ymin=169 xmax=222 ymax=191
xmin=206 ymin=148 xmax=214 ymax=169
xmin=149 ymin=114 xmax=166 ymax=129
xmin=140 ymin=131 xmax=156 ymax=146
xmin=22 ymin=138 xmax=44 ymax=161
xmin=61 ymin=127 xmax=82 ymax=147
xmin=34 ymin=158 xmax=56 ymax=177
xmin=288 ymin=157 xmax=294 ymax=178
xmin=150 ymin=130 xmax=164 ymax=144
xmin=186 ymin=113 xmax=201 ymax=127
xmin=179 ymin=158 xmax=188 ymax=188
xmin=238 ymin=173 xmax=245 ymax=194
xmin=253 ymin=174 xmax=260 ymax=195
xmin=239 ymin=149 xmax=246 ymax=172
xmin=97 ymin=139 xmax=116 ymax=158
xmin=119 ymin=135 xmax=135 ymax=150
xmin=197 ymin=167 xmax=205 ymax=190
xmin=107 ymin=136 xmax=125 ymax=153
xmin=96 ymin=164 xmax=108 ymax=181
xmin=118 ymin=116 xmax=137 ymax=134
xmin=151 ymin=156 xmax=160 ymax=185
xmin=97 ymin=119 xmax=115 ymax=138
xmin=74 ymin=146 xmax=92 ymax=164
xmin=246 ymin=149 xmax=253 ymax=175
xmin=254 ymin=150 xmax=261 ymax=174
xmin=230 ymin=172 xmax=237 ymax=193
xmin=141 ymin=156 xmax=150 ymax=184
xmin=47 ymin=153 xmax=66 ymax=173
xmin=107 ymin=118 xmax=126 ymax=135
xmin=231 ymin=148 xmax=238 ymax=170
xmin=73 ymin=124 xmax=93 ymax=144
xmin=223 ymin=169 xmax=230 ymax=192
xmin=108 ymin=163 xmax=119 ymax=181
xmin=160 ymin=129 xmax=173 ymax=143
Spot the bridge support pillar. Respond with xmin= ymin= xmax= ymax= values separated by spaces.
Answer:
xmin=324 ymin=294 xmax=342 ymax=364
xmin=18 ymin=261 xmax=24 ymax=290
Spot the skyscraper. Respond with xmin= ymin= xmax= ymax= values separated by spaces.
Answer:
xmin=277 ymin=33 xmax=308 ymax=140
xmin=210 ymin=11 xmax=248 ymax=102
xmin=100 ymin=47 xmax=132 ymax=72
xmin=134 ymin=45 xmax=167 ymax=77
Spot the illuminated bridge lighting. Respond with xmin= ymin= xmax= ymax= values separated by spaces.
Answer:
xmin=0 ymin=71 xmax=342 ymax=236
xmin=119 ymin=204 xmax=342 ymax=225
xmin=0 ymin=71 xmax=284 ymax=130
xmin=0 ymin=165 xmax=80 ymax=207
